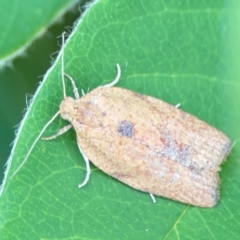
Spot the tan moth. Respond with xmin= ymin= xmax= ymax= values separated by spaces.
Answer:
xmin=12 ymin=33 xmax=232 ymax=208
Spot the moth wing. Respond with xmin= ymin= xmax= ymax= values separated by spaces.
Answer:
xmin=73 ymin=87 xmax=231 ymax=207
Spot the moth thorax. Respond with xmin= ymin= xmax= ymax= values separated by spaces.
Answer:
xmin=60 ymin=97 xmax=76 ymax=121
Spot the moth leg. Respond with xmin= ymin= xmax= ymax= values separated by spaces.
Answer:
xmin=81 ymin=88 xmax=90 ymax=96
xmin=42 ymin=124 xmax=72 ymax=140
xmin=77 ymin=143 xmax=91 ymax=188
xmin=149 ymin=193 xmax=156 ymax=203
xmin=175 ymin=103 xmax=181 ymax=108
xmin=100 ymin=63 xmax=121 ymax=88
xmin=64 ymin=73 xmax=80 ymax=99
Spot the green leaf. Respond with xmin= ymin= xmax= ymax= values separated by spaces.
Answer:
xmin=0 ymin=0 xmax=77 ymax=66
xmin=1 ymin=0 xmax=240 ymax=239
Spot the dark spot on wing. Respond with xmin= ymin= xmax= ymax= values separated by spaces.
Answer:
xmin=118 ymin=120 xmax=134 ymax=138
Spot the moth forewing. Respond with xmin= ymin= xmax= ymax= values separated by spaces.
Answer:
xmin=66 ymin=86 xmax=231 ymax=207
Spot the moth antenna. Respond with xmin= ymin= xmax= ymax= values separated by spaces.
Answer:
xmin=61 ymin=32 xmax=66 ymax=99
xmin=100 ymin=63 xmax=121 ymax=88
xmin=11 ymin=111 xmax=60 ymax=179
xmin=77 ymin=144 xmax=91 ymax=188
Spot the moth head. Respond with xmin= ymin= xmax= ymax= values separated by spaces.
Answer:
xmin=60 ymin=97 xmax=76 ymax=122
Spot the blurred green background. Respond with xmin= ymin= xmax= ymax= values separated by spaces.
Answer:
xmin=0 ymin=9 xmax=80 ymax=184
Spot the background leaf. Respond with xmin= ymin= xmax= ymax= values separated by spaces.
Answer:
xmin=0 ymin=0 xmax=77 ymax=66
xmin=1 ymin=0 xmax=240 ymax=239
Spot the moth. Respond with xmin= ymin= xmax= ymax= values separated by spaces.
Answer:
xmin=12 ymin=33 xmax=232 ymax=208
